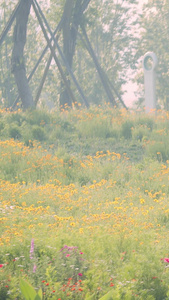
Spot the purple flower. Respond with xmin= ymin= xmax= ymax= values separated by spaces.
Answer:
xmin=30 ymin=239 xmax=34 ymax=259
xmin=78 ymin=273 xmax=83 ymax=277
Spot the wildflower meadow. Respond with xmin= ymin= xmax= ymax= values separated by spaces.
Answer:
xmin=1 ymin=106 xmax=169 ymax=299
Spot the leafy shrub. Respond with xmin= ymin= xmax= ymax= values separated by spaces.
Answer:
xmin=136 ymin=117 xmax=154 ymax=131
xmin=78 ymin=174 xmax=91 ymax=186
xmin=77 ymin=118 xmax=114 ymax=139
xmin=146 ymin=141 xmax=169 ymax=162
xmin=60 ymin=120 xmax=75 ymax=133
xmin=6 ymin=112 xmax=25 ymax=126
xmin=0 ymin=286 xmax=8 ymax=300
xmin=8 ymin=123 xmax=22 ymax=139
xmin=121 ymin=120 xmax=134 ymax=139
xmin=132 ymin=125 xmax=151 ymax=141
xmin=26 ymin=110 xmax=51 ymax=126
xmin=0 ymin=120 xmax=4 ymax=132
xmin=31 ymin=125 xmax=46 ymax=141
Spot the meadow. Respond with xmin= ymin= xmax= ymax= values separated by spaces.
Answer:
xmin=1 ymin=105 xmax=169 ymax=299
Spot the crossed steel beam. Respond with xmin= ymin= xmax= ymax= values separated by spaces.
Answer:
xmin=0 ymin=0 xmax=127 ymax=110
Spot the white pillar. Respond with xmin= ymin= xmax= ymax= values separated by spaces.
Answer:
xmin=143 ymin=52 xmax=158 ymax=113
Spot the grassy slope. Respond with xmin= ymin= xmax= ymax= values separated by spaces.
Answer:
xmin=0 ymin=106 xmax=169 ymax=299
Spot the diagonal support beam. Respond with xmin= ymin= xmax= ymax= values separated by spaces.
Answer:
xmin=80 ymin=25 xmax=128 ymax=109
xmin=34 ymin=34 xmax=61 ymax=107
xmin=32 ymin=0 xmax=77 ymax=107
xmin=80 ymin=24 xmax=117 ymax=107
xmin=0 ymin=0 xmax=21 ymax=48
xmin=34 ymin=52 xmax=53 ymax=107
xmin=11 ymin=18 xmax=63 ymax=110
xmin=34 ymin=0 xmax=89 ymax=108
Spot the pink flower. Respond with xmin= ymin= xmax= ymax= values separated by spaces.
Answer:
xmin=33 ymin=264 xmax=37 ymax=273
xmin=164 ymin=258 xmax=169 ymax=263
xmin=78 ymin=273 xmax=83 ymax=277
xmin=66 ymin=254 xmax=70 ymax=257
xmin=0 ymin=264 xmax=3 ymax=268
xmin=30 ymin=239 xmax=34 ymax=259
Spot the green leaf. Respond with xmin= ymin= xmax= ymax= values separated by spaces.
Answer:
xmin=85 ymin=293 xmax=95 ymax=300
xmin=34 ymin=295 xmax=42 ymax=300
xmin=20 ymin=279 xmax=37 ymax=300
xmin=99 ymin=290 xmax=113 ymax=300
xmin=37 ymin=289 xmax=43 ymax=299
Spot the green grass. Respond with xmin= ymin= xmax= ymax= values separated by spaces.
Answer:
xmin=1 ymin=106 xmax=169 ymax=299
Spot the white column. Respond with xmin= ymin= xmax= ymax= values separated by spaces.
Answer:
xmin=143 ymin=52 xmax=158 ymax=113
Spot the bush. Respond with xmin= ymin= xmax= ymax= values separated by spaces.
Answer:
xmin=146 ymin=140 xmax=169 ymax=162
xmin=31 ymin=125 xmax=46 ymax=141
xmin=136 ymin=117 xmax=154 ymax=131
xmin=132 ymin=125 xmax=151 ymax=141
xmin=0 ymin=120 xmax=4 ymax=132
xmin=6 ymin=112 xmax=25 ymax=126
xmin=26 ymin=110 xmax=51 ymax=126
xmin=77 ymin=118 xmax=115 ymax=139
xmin=8 ymin=123 xmax=22 ymax=139
xmin=121 ymin=120 xmax=134 ymax=139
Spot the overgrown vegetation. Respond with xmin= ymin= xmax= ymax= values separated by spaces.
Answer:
xmin=1 ymin=106 xmax=169 ymax=299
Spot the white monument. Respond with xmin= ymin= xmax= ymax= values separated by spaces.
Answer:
xmin=143 ymin=52 xmax=158 ymax=113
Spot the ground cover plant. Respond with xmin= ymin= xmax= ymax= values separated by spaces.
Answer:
xmin=1 ymin=106 xmax=169 ymax=299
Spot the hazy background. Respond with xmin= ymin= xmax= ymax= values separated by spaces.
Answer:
xmin=123 ymin=0 xmax=148 ymax=107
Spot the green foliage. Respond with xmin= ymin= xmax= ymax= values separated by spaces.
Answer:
xmin=136 ymin=117 xmax=154 ymax=131
xmin=85 ymin=293 xmax=95 ymax=300
xmin=6 ymin=112 xmax=25 ymax=126
xmin=1 ymin=108 xmax=169 ymax=299
xmin=20 ymin=279 xmax=42 ymax=300
xmin=26 ymin=110 xmax=51 ymax=127
xmin=0 ymin=286 xmax=8 ymax=300
xmin=121 ymin=120 xmax=134 ymax=139
xmin=8 ymin=123 xmax=22 ymax=139
xmin=132 ymin=124 xmax=150 ymax=141
xmin=0 ymin=120 xmax=4 ymax=132
xmin=146 ymin=140 xmax=169 ymax=162
xmin=77 ymin=118 xmax=115 ymax=139
xmin=99 ymin=290 xmax=113 ymax=300
xmin=31 ymin=125 xmax=46 ymax=141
